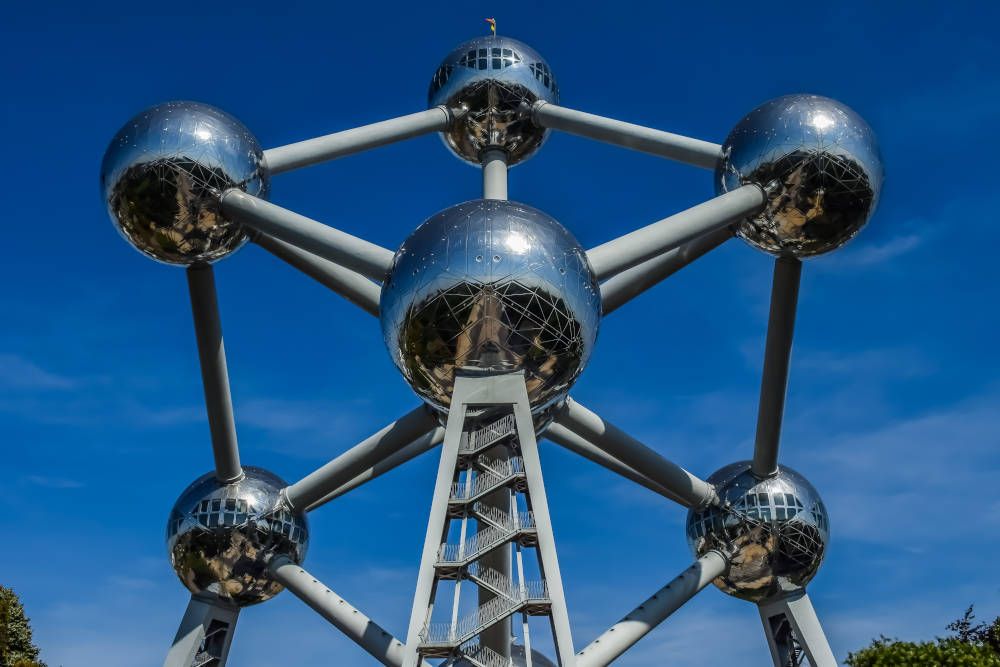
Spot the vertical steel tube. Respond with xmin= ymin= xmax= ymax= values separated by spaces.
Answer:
xmin=482 ymin=149 xmax=508 ymax=200
xmin=751 ymin=257 xmax=802 ymax=479
xmin=187 ymin=265 xmax=242 ymax=483
xmin=575 ymin=551 xmax=728 ymax=667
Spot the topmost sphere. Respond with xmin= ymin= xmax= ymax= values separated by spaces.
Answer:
xmin=101 ymin=101 xmax=270 ymax=265
xmin=429 ymin=35 xmax=559 ymax=166
xmin=716 ymin=94 xmax=883 ymax=258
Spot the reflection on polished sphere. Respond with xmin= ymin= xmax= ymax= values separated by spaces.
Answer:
xmin=717 ymin=94 xmax=883 ymax=257
xmin=429 ymin=35 xmax=559 ymax=165
xmin=101 ymin=101 xmax=269 ymax=265
xmin=166 ymin=467 xmax=307 ymax=607
xmin=686 ymin=461 xmax=828 ymax=602
xmin=380 ymin=200 xmax=600 ymax=413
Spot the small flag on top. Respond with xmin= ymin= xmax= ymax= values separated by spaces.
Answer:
xmin=485 ymin=18 xmax=496 ymax=35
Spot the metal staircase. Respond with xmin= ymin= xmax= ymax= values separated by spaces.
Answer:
xmin=437 ymin=507 xmax=536 ymax=568
xmin=449 ymin=457 xmax=526 ymax=506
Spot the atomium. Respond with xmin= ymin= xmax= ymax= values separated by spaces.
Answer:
xmin=99 ymin=29 xmax=886 ymax=667
xmin=429 ymin=35 xmax=559 ymax=165
xmin=686 ymin=461 xmax=829 ymax=602
xmin=379 ymin=199 xmax=600 ymax=413
xmin=166 ymin=467 xmax=308 ymax=607
xmin=101 ymin=101 xmax=269 ymax=265
xmin=717 ymin=94 xmax=883 ymax=258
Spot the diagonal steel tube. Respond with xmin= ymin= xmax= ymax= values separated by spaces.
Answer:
xmin=554 ymin=398 xmax=717 ymax=508
xmin=600 ymin=227 xmax=733 ymax=315
xmin=270 ymin=557 xmax=430 ymax=667
xmin=264 ymin=107 xmax=452 ymax=174
xmin=751 ymin=257 xmax=802 ymax=479
xmin=284 ymin=405 xmax=440 ymax=511
xmin=253 ymin=232 xmax=381 ymax=317
xmin=220 ymin=190 xmax=394 ymax=282
xmin=305 ymin=426 xmax=445 ymax=511
xmin=532 ymin=101 xmax=723 ymax=170
xmin=575 ymin=551 xmax=728 ymax=667
xmin=187 ymin=265 xmax=243 ymax=483
xmin=586 ymin=185 xmax=765 ymax=281
xmin=544 ymin=423 xmax=683 ymax=504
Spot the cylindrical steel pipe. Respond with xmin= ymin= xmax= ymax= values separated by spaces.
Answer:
xmin=270 ymin=558 xmax=424 ymax=667
xmin=187 ymin=265 xmax=242 ymax=483
xmin=482 ymin=149 xmax=508 ymax=200
xmin=254 ymin=233 xmax=381 ymax=317
xmin=600 ymin=227 xmax=733 ymax=315
xmin=285 ymin=405 xmax=439 ymax=511
xmin=264 ymin=107 xmax=452 ymax=174
xmin=555 ymin=399 xmax=717 ymax=508
xmin=305 ymin=427 xmax=444 ymax=511
xmin=544 ymin=423 xmax=682 ymax=504
xmin=576 ymin=551 xmax=728 ymax=667
xmin=586 ymin=185 xmax=765 ymax=281
xmin=220 ymin=190 xmax=394 ymax=282
xmin=751 ymin=257 xmax=802 ymax=479
xmin=532 ymin=102 xmax=722 ymax=170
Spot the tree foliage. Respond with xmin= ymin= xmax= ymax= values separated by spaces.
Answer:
xmin=0 ymin=586 xmax=45 ymax=667
xmin=847 ymin=606 xmax=1000 ymax=667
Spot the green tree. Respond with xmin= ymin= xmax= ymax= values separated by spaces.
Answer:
xmin=847 ymin=606 xmax=1000 ymax=667
xmin=0 ymin=586 xmax=45 ymax=667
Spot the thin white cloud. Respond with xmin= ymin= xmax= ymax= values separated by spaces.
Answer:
xmin=0 ymin=354 xmax=77 ymax=391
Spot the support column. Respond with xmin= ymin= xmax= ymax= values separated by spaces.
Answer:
xmin=163 ymin=596 xmax=239 ymax=667
xmin=758 ymin=590 xmax=836 ymax=667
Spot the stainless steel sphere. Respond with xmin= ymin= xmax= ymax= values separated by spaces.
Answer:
xmin=380 ymin=200 xmax=600 ymax=413
xmin=716 ymin=94 xmax=883 ymax=257
xmin=686 ymin=461 xmax=829 ymax=602
xmin=429 ymin=35 xmax=559 ymax=165
xmin=166 ymin=467 xmax=308 ymax=607
xmin=101 ymin=101 xmax=270 ymax=265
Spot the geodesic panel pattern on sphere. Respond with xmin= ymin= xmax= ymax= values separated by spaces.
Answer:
xmin=380 ymin=199 xmax=600 ymax=413
xmin=716 ymin=94 xmax=883 ymax=258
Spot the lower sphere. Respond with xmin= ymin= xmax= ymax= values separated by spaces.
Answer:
xmin=686 ymin=461 xmax=828 ymax=602
xmin=166 ymin=467 xmax=308 ymax=607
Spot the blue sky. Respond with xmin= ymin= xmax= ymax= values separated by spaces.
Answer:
xmin=2 ymin=1 xmax=999 ymax=665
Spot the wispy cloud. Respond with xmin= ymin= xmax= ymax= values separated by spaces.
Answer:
xmin=24 ymin=475 xmax=84 ymax=489
xmin=0 ymin=354 xmax=78 ymax=391
xmin=816 ymin=233 xmax=925 ymax=270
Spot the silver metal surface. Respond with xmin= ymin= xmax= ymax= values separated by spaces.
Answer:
xmin=686 ymin=461 xmax=828 ymax=602
xmin=429 ymin=35 xmax=558 ymax=165
xmin=264 ymin=107 xmax=451 ymax=174
xmin=164 ymin=596 xmax=239 ymax=667
xmin=380 ymin=199 xmax=601 ymax=413
xmin=220 ymin=190 xmax=394 ymax=282
xmin=752 ymin=257 xmax=802 ymax=479
xmin=101 ymin=101 xmax=268 ymax=265
xmin=599 ymin=227 xmax=732 ymax=315
xmin=532 ymin=101 xmax=722 ymax=169
xmin=187 ymin=265 xmax=243 ymax=483
xmin=575 ymin=550 xmax=728 ymax=667
xmin=586 ymin=184 xmax=765 ymax=281
xmin=270 ymin=557 xmax=424 ymax=667
xmin=759 ymin=590 xmax=837 ymax=667
xmin=284 ymin=405 xmax=439 ymax=511
xmin=166 ymin=467 xmax=308 ymax=607
xmin=717 ymin=94 xmax=883 ymax=257
xmin=555 ymin=398 xmax=718 ymax=509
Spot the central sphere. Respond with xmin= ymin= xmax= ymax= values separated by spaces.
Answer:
xmin=166 ymin=467 xmax=308 ymax=607
xmin=686 ymin=461 xmax=828 ymax=602
xmin=380 ymin=200 xmax=601 ymax=413
xmin=428 ymin=35 xmax=559 ymax=165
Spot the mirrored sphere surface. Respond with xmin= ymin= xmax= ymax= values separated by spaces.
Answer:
xmin=686 ymin=461 xmax=828 ymax=602
xmin=166 ymin=467 xmax=307 ymax=607
xmin=716 ymin=94 xmax=883 ymax=257
xmin=429 ymin=35 xmax=559 ymax=165
xmin=101 ymin=101 xmax=269 ymax=265
xmin=380 ymin=200 xmax=600 ymax=413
